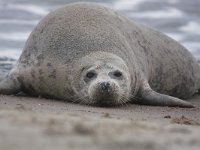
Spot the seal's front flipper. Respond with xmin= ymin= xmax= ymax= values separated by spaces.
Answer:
xmin=0 ymin=74 xmax=21 ymax=95
xmin=136 ymin=81 xmax=194 ymax=108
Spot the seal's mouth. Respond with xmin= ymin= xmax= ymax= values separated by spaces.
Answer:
xmin=90 ymin=92 xmax=124 ymax=107
xmin=92 ymin=94 xmax=119 ymax=107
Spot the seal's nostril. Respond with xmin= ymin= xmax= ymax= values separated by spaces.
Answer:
xmin=106 ymin=82 xmax=110 ymax=87
xmin=100 ymin=82 xmax=111 ymax=92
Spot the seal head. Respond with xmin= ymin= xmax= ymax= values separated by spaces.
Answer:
xmin=70 ymin=52 xmax=132 ymax=106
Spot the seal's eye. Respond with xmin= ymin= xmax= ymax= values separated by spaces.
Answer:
xmin=84 ymin=71 xmax=97 ymax=83
xmin=113 ymin=70 xmax=122 ymax=78
xmin=86 ymin=71 xmax=96 ymax=79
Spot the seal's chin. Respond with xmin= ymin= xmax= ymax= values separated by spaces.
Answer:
xmin=88 ymin=89 xmax=122 ymax=107
xmin=92 ymin=95 xmax=119 ymax=107
xmin=94 ymin=101 xmax=117 ymax=107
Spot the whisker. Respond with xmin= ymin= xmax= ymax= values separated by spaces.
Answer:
xmin=118 ymin=95 xmax=130 ymax=106
xmin=71 ymin=95 xmax=89 ymax=104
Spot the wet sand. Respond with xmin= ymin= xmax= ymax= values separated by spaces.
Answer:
xmin=0 ymin=95 xmax=200 ymax=150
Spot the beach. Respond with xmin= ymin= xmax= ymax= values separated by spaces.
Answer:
xmin=0 ymin=94 xmax=200 ymax=150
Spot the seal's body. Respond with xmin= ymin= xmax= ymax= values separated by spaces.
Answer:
xmin=0 ymin=3 xmax=200 ymax=107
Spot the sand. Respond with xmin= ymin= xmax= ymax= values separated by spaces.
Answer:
xmin=0 ymin=94 xmax=200 ymax=150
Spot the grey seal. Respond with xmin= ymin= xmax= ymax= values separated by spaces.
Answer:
xmin=0 ymin=3 xmax=200 ymax=107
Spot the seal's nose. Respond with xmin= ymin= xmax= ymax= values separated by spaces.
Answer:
xmin=100 ymin=82 xmax=111 ymax=93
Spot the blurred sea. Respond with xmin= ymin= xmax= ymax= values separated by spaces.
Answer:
xmin=0 ymin=0 xmax=200 ymax=73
